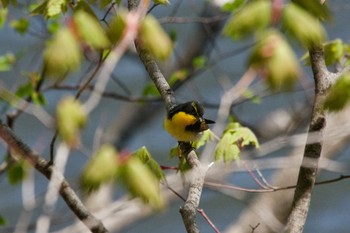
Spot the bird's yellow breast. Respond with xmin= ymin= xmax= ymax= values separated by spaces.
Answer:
xmin=164 ymin=112 xmax=198 ymax=142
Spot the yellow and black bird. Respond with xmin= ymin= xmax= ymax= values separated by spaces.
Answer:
xmin=164 ymin=101 xmax=215 ymax=142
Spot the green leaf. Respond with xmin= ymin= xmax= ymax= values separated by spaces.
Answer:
xmin=221 ymin=0 xmax=246 ymax=12
xmin=56 ymin=96 xmax=86 ymax=147
xmin=119 ymin=156 xmax=164 ymax=209
xmin=323 ymin=74 xmax=350 ymax=112
xmin=0 ymin=215 xmax=6 ymax=226
xmin=73 ymin=10 xmax=110 ymax=49
xmin=167 ymin=69 xmax=188 ymax=86
xmin=192 ymin=56 xmax=207 ymax=69
xmin=7 ymin=160 xmax=28 ymax=185
xmin=324 ymin=39 xmax=345 ymax=66
xmin=0 ymin=53 xmax=15 ymax=71
xmin=80 ymin=144 xmax=118 ymax=193
xmin=215 ymin=122 xmax=259 ymax=162
xmin=283 ymin=3 xmax=326 ymax=48
xmin=10 ymin=18 xmax=29 ymax=35
xmin=0 ymin=8 xmax=7 ymax=29
xmin=152 ymin=0 xmax=170 ymax=5
xmin=74 ymin=0 xmax=99 ymax=20
xmin=44 ymin=28 xmax=81 ymax=77
xmin=243 ymin=89 xmax=261 ymax=104
xmin=192 ymin=130 xmax=214 ymax=149
xmin=223 ymin=0 xmax=271 ymax=40
xmin=106 ymin=11 xmax=127 ymax=44
xmin=132 ymin=146 xmax=165 ymax=180
xmin=140 ymin=14 xmax=173 ymax=60
xmin=143 ymin=82 xmax=160 ymax=97
xmin=248 ymin=30 xmax=300 ymax=91
xmin=100 ymin=0 xmax=113 ymax=9
xmin=31 ymin=0 xmax=69 ymax=18
xmin=291 ymin=0 xmax=331 ymax=21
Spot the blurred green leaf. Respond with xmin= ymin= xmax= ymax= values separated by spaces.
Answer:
xmin=132 ymin=146 xmax=165 ymax=180
xmin=99 ymin=0 xmax=112 ymax=9
xmin=0 ymin=53 xmax=15 ymax=71
xmin=7 ymin=160 xmax=28 ymax=185
xmin=0 ymin=8 xmax=7 ymax=29
xmin=140 ymin=14 xmax=173 ymax=60
xmin=221 ymin=0 xmax=246 ymax=12
xmin=119 ymin=156 xmax=164 ymax=209
xmin=0 ymin=215 xmax=5 ymax=226
xmin=283 ymin=3 xmax=326 ymax=48
xmin=107 ymin=11 xmax=127 ymax=44
xmin=323 ymin=74 xmax=350 ymax=112
xmin=143 ymin=82 xmax=160 ymax=97
xmin=74 ymin=1 xmax=99 ymax=20
xmin=80 ymin=144 xmax=118 ymax=193
xmin=243 ymin=89 xmax=261 ymax=104
xmin=168 ymin=69 xmax=188 ymax=87
xmin=324 ymin=39 xmax=345 ymax=65
xmin=31 ymin=0 xmax=69 ymax=18
xmin=223 ymin=0 xmax=271 ymax=40
xmin=153 ymin=0 xmax=170 ymax=5
xmin=73 ymin=10 xmax=110 ymax=49
xmin=10 ymin=18 xmax=29 ymax=35
xmin=291 ymin=0 xmax=331 ymax=20
xmin=248 ymin=30 xmax=300 ymax=91
xmin=192 ymin=56 xmax=207 ymax=69
xmin=56 ymin=96 xmax=86 ymax=147
xmin=44 ymin=28 xmax=81 ymax=77
xmin=215 ymin=122 xmax=259 ymax=162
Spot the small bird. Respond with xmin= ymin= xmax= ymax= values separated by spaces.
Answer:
xmin=164 ymin=101 xmax=215 ymax=142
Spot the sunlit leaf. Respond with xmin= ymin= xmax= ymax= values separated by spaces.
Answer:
xmin=44 ymin=28 xmax=81 ymax=76
xmin=80 ymin=144 xmax=118 ymax=193
xmin=283 ymin=3 xmax=326 ymax=48
xmin=132 ymin=146 xmax=165 ymax=180
xmin=74 ymin=0 xmax=99 ymax=20
xmin=324 ymin=39 xmax=345 ymax=65
xmin=248 ymin=30 xmax=300 ymax=91
xmin=56 ymin=96 xmax=86 ymax=147
xmin=223 ymin=0 xmax=271 ymax=40
xmin=221 ymin=0 xmax=246 ymax=12
xmin=31 ymin=0 xmax=69 ymax=18
xmin=139 ymin=14 xmax=173 ymax=60
xmin=0 ymin=53 xmax=15 ymax=71
xmin=192 ymin=130 xmax=215 ymax=149
xmin=215 ymin=122 xmax=259 ymax=162
xmin=73 ymin=10 xmax=110 ymax=49
xmin=119 ymin=156 xmax=164 ymax=209
xmin=10 ymin=18 xmax=29 ymax=35
xmin=323 ymin=74 xmax=350 ymax=112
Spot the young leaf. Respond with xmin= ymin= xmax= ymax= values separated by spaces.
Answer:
xmin=221 ymin=0 xmax=246 ymax=13
xmin=215 ymin=122 xmax=259 ymax=162
xmin=56 ymin=97 xmax=86 ymax=147
xmin=0 ymin=53 xmax=15 ymax=71
xmin=0 ymin=8 xmax=7 ymax=29
xmin=323 ymin=74 xmax=350 ymax=112
xmin=223 ymin=0 xmax=271 ymax=40
xmin=106 ymin=12 xmax=127 ymax=44
xmin=291 ymin=0 xmax=331 ymax=21
xmin=248 ymin=30 xmax=300 ymax=91
xmin=119 ymin=156 xmax=164 ymax=209
xmin=31 ymin=0 xmax=69 ymax=18
xmin=80 ymin=144 xmax=118 ymax=193
xmin=10 ymin=18 xmax=29 ymax=35
xmin=324 ymin=39 xmax=345 ymax=66
xmin=7 ymin=160 xmax=28 ymax=185
xmin=73 ymin=10 xmax=110 ymax=49
xmin=139 ymin=14 xmax=173 ymax=60
xmin=192 ymin=130 xmax=215 ymax=149
xmin=283 ymin=3 xmax=326 ymax=48
xmin=132 ymin=146 xmax=165 ymax=180
xmin=44 ymin=28 xmax=81 ymax=77
xmin=153 ymin=0 xmax=170 ymax=5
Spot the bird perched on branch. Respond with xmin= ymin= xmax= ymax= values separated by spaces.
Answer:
xmin=164 ymin=101 xmax=215 ymax=142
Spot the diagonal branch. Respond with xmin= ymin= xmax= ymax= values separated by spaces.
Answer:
xmin=0 ymin=121 xmax=108 ymax=233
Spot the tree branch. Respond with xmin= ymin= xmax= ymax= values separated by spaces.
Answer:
xmin=0 ymin=121 xmax=108 ymax=233
xmin=284 ymin=45 xmax=336 ymax=232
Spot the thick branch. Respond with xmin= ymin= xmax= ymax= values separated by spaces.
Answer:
xmin=0 ymin=122 xmax=108 ymax=233
xmin=285 ymin=46 xmax=330 ymax=233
